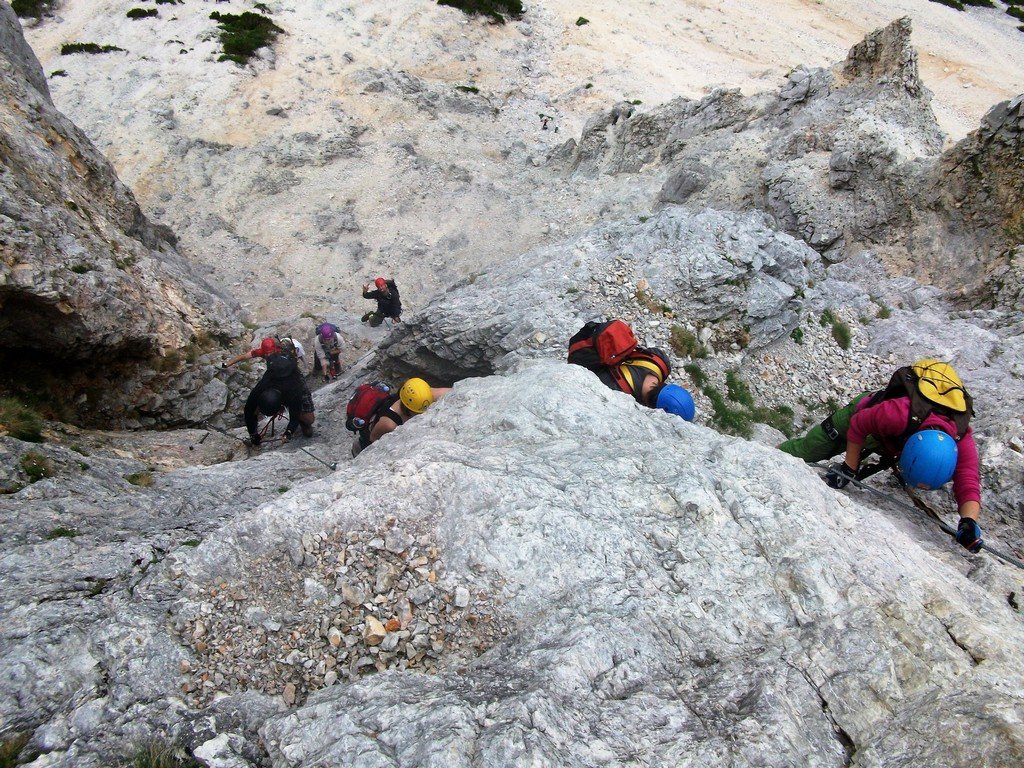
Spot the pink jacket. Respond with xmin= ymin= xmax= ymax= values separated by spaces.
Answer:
xmin=848 ymin=395 xmax=981 ymax=507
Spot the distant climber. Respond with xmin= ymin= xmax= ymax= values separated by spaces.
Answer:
xmin=350 ymin=377 xmax=450 ymax=456
xmin=567 ymin=319 xmax=695 ymax=421
xmin=361 ymin=277 xmax=402 ymax=326
xmin=277 ymin=336 xmax=310 ymax=375
xmin=314 ymin=322 xmax=344 ymax=381
xmin=778 ymin=359 xmax=983 ymax=552
xmin=243 ymin=348 xmax=315 ymax=444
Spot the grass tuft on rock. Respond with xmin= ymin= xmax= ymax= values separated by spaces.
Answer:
xmin=689 ymin=368 xmax=796 ymax=438
xmin=437 ymin=0 xmax=524 ymax=24
xmin=60 ymin=42 xmax=126 ymax=55
xmin=725 ymin=369 xmax=755 ymax=408
xmin=0 ymin=398 xmax=45 ymax=442
xmin=127 ymin=8 xmax=158 ymax=19
xmin=20 ymin=452 xmax=54 ymax=483
xmin=131 ymin=740 xmax=204 ymax=768
xmin=0 ymin=733 xmax=35 ymax=767
xmin=209 ymin=11 xmax=283 ymax=64
xmin=670 ymin=326 xmax=706 ymax=359
xmin=832 ymin=318 xmax=852 ymax=350
xmin=126 ymin=471 xmax=155 ymax=488
xmin=46 ymin=526 xmax=78 ymax=540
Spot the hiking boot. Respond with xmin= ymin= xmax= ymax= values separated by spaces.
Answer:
xmin=301 ymin=424 xmax=314 ymax=438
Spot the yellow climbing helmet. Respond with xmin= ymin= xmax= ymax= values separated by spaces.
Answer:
xmin=912 ymin=359 xmax=968 ymax=413
xmin=400 ymin=377 xmax=433 ymax=414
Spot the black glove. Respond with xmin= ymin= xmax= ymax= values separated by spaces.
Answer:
xmin=248 ymin=432 xmax=261 ymax=447
xmin=824 ymin=461 xmax=856 ymax=489
xmin=956 ymin=517 xmax=983 ymax=553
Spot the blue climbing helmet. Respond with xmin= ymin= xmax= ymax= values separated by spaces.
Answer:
xmin=655 ymin=384 xmax=695 ymax=421
xmin=899 ymin=429 xmax=958 ymax=490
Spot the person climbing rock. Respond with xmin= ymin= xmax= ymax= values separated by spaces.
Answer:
xmin=361 ymin=277 xmax=402 ymax=327
xmin=224 ymin=335 xmax=309 ymax=374
xmin=567 ymin=319 xmax=695 ymax=421
xmin=778 ymin=359 xmax=983 ymax=552
xmin=243 ymin=348 xmax=315 ymax=444
xmin=350 ymin=377 xmax=449 ymax=456
xmin=222 ymin=336 xmax=281 ymax=369
xmin=277 ymin=336 xmax=310 ymax=375
xmin=314 ymin=322 xmax=344 ymax=381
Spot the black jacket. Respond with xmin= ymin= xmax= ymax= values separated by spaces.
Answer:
xmin=244 ymin=353 xmax=308 ymax=436
xmin=363 ymin=280 xmax=402 ymax=318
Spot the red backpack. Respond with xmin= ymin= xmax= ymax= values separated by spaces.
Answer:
xmin=345 ymin=381 xmax=393 ymax=432
xmin=568 ymin=320 xmax=671 ymax=398
xmin=567 ymin=320 xmax=638 ymax=369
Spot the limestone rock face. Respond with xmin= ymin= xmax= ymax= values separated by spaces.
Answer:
xmin=373 ymin=207 xmax=820 ymax=384
xmin=6 ymin=366 xmax=1019 ymax=767
xmin=927 ymin=95 xmax=1024 ymax=306
xmin=0 ymin=4 xmax=243 ymax=426
xmin=556 ymin=18 xmax=1021 ymax=305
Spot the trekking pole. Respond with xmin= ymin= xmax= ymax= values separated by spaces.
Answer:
xmin=813 ymin=464 xmax=1024 ymax=571
xmin=294 ymin=445 xmax=337 ymax=471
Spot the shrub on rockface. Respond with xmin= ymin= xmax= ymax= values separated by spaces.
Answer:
xmin=670 ymin=325 xmax=707 ymax=359
xmin=130 ymin=740 xmax=204 ymax=768
xmin=127 ymin=8 xmax=158 ymax=19
xmin=60 ymin=42 xmax=125 ymax=55
xmin=20 ymin=452 xmax=54 ymax=483
xmin=11 ymin=0 xmax=56 ymax=19
xmin=437 ymin=0 xmax=524 ymax=23
xmin=209 ymin=11 xmax=283 ymax=64
xmin=0 ymin=398 xmax=44 ymax=442
xmin=927 ymin=0 xmax=995 ymax=7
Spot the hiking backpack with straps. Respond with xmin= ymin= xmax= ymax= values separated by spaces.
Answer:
xmin=345 ymin=381 xmax=394 ymax=432
xmin=264 ymin=352 xmax=299 ymax=381
xmin=864 ymin=361 xmax=973 ymax=441
xmin=568 ymin=320 xmax=639 ymax=369
xmin=568 ymin=320 xmax=671 ymax=397
xmin=823 ymin=361 xmax=973 ymax=445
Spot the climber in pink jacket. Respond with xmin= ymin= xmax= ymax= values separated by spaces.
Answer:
xmin=779 ymin=360 xmax=982 ymax=552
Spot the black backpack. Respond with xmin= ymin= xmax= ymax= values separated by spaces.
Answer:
xmin=264 ymin=352 xmax=298 ymax=381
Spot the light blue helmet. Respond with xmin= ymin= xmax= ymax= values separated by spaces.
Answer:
xmin=900 ymin=429 xmax=958 ymax=490
xmin=655 ymin=384 xmax=695 ymax=421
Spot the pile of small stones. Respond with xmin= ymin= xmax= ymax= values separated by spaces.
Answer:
xmin=173 ymin=520 xmax=510 ymax=707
